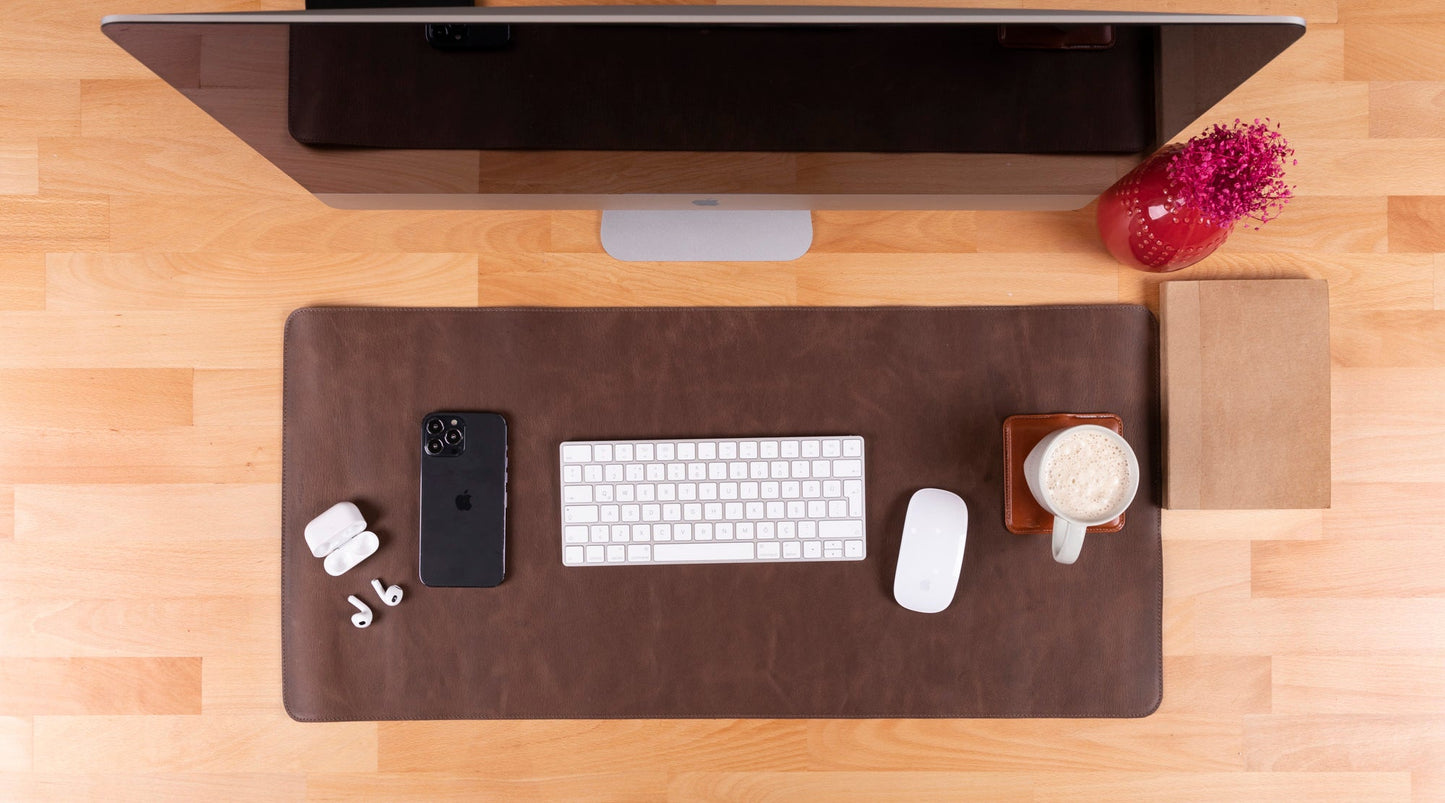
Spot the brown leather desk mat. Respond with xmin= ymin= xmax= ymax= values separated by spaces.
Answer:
xmin=282 ymin=306 xmax=1161 ymax=721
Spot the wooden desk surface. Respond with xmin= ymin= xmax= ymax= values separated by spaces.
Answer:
xmin=2 ymin=1 xmax=1443 ymax=800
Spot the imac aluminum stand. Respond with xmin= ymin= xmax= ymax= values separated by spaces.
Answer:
xmin=601 ymin=210 xmax=813 ymax=262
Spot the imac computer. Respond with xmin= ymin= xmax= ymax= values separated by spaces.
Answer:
xmin=102 ymin=7 xmax=1304 ymax=261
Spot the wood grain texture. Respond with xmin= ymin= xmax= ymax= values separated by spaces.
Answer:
xmin=2 ymin=0 xmax=1443 ymax=800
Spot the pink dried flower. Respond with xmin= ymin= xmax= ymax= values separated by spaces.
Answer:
xmin=1167 ymin=118 xmax=1295 ymax=229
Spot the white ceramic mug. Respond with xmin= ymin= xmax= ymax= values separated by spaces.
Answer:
xmin=1023 ymin=424 xmax=1140 ymax=565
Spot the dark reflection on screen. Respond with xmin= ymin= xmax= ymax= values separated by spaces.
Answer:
xmin=102 ymin=19 xmax=1302 ymax=199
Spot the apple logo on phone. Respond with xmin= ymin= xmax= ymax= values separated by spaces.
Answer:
xmin=455 ymin=489 xmax=472 ymax=511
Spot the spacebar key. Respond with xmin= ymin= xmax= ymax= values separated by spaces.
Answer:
xmin=653 ymin=542 xmax=755 ymax=562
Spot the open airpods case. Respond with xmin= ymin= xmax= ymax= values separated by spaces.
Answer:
xmin=303 ymin=501 xmax=379 ymax=575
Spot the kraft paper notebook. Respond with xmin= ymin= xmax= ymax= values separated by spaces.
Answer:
xmin=282 ymin=306 xmax=1163 ymax=721
xmin=1161 ymin=279 xmax=1331 ymax=509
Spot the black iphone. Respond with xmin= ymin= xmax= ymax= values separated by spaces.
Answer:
xmin=418 ymin=411 xmax=508 ymax=587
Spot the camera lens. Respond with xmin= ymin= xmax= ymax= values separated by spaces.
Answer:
xmin=426 ymin=419 xmax=444 ymax=435
xmin=425 ymin=438 xmax=444 ymax=455
xmin=444 ymin=429 xmax=462 ymax=445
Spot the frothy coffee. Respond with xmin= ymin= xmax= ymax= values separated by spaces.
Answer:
xmin=1043 ymin=429 xmax=1133 ymax=521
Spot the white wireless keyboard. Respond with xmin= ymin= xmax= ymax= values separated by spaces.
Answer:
xmin=558 ymin=436 xmax=866 ymax=566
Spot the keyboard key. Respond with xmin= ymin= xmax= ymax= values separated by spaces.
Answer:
xmin=584 ymin=465 xmax=603 ymax=483
xmin=562 ymin=444 xmax=592 ymax=462
xmin=704 ymin=502 xmax=723 ymax=520
xmin=719 ymin=442 xmax=737 ymax=459
xmin=762 ymin=482 xmax=780 ymax=499
xmin=683 ymin=503 xmax=702 ymax=521
xmin=845 ymin=540 xmax=864 ymax=558
xmin=563 ymin=485 xmax=593 ymax=504
xmin=823 ymin=439 xmax=842 ymax=457
xmin=626 ymin=464 xmax=645 ymax=482
xmin=844 ymin=439 xmax=862 ymax=457
xmin=563 ymin=465 xmax=582 ymax=483
xmin=758 ymin=522 xmax=775 ymax=539
xmin=656 ymin=443 xmax=674 ymax=460
xmin=642 ymin=504 xmax=660 ymax=522
xmin=646 ymin=464 xmax=665 ymax=481
xmin=746 ymin=502 xmax=765 ymax=519
xmin=600 ymin=505 xmax=620 ymax=522
xmin=828 ymin=500 xmax=847 ymax=517
xmin=612 ymin=525 xmax=630 ymax=542
xmin=697 ymin=442 xmax=717 ymax=460
xmin=662 ymin=503 xmax=681 ymax=521
xmin=565 ymin=546 xmax=584 ymax=564
xmin=739 ymin=441 xmax=758 ymax=459
xmin=632 ymin=524 xmax=650 ymax=541
xmin=635 ymin=443 xmax=654 ymax=461
xmin=720 ymin=482 xmax=739 ymax=500
xmin=615 ymin=444 xmax=633 ymax=461
xmin=688 ymin=463 xmax=707 ymax=480
xmin=724 ymin=502 xmax=744 ymax=519
xmin=605 ymin=464 xmax=624 ymax=482
xmin=760 ymin=441 xmax=779 ymax=458
xmin=699 ymin=483 xmax=718 ymax=500
xmin=802 ymin=480 xmax=821 ymax=498
xmin=565 ymin=526 xmax=588 ymax=544
xmin=654 ymin=542 xmax=754 ymax=562
xmin=736 ymin=522 xmax=754 ymax=539
xmin=607 ymin=545 xmax=626 ymax=562
xmin=596 ymin=485 xmax=614 ymax=502
xmin=616 ymin=484 xmax=634 ymax=502
xmin=781 ymin=440 xmax=799 ymax=458
xmin=586 ymin=545 xmax=606 ymax=563
xmin=791 ymin=460 xmax=810 ymax=478
xmin=823 ymin=480 xmax=842 ymax=497
xmin=799 ymin=521 xmax=817 ymax=539
xmin=677 ymin=442 xmax=696 ymax=460
xmin=654 ymin=523 xmax=672 ymax=541
xmin=667 ymin=463 xmax=686 ymax=481
xmin=812 ymin=460 xmax=831 ymax=478
xmin=728 ymin=462 xmax=748 ymax=480
xmin=628 ymin=544 xmax=652 ymax=562
xmin=564 ymin=505 xmax=599 ymax=523
xmin=820 ymin=520 xmax=863 ymax=539
xmin=808 ymin=500 xmax=827 ymax=518
xmin=716 ymin=523 xmax=734 ymax=540
xmin=778 ymin=521 xmax=796 ymax=538
xmin=709 ymin=463 xmax=727 ymax=480
xmin=694 ymin=523 xmax=713 ymax=541
xmin=750 ymin=462 xmax=768 ymax=479
xmin=801 ymin=440 xmax=820 ymax=457
xmin=766 ymin=501 xmax=785 ymax=518
xmin=803 ymin=541 xmax=822 ymax=558
xmin=675 ymin=523 xmax=693 ymax=540
xmin=770 ymin=461 xmax=789 ymax=479
xmin=636 ymin=484 xmax=655 ymax=502
xmin=741 ymin=482 xmax=759 ymax=499
xmin=758 ymin=542 xmax=782 ymax=559
xmin=678 ymin=484 xmax=697 ymax=500
xmin=833 ymin=459 xmax=862 ymax=478
xmin=590 ymin=525 xmax=609 ymax=543
xmin=657 ymin=483 xmax=676 ymax=501
xmin=845 ymin=480 xmax=864 ymax=516
xmin=783 ymin=542 xmax=802 ymax=559
xmin=595 ymin=444 xmax=613 ymax=462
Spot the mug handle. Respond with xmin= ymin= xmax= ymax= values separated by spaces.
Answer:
xmin=1052 ymin=517 xmax=1086 ymax=565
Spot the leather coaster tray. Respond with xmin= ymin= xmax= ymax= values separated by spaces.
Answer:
xmin=283 ymin=306 xmax=1161 ymax=721
xmin=1003 ymin=413 xmax=1126 ymax=534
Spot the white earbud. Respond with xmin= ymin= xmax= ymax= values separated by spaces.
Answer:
xmin=347 ymin=595 xmax=373 ymax=628
xmin=371 ymin=578 xmax=403 ymax=606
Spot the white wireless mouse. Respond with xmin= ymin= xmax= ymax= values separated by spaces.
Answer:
xmin=893 ymin=488 xmax=969 ymax=614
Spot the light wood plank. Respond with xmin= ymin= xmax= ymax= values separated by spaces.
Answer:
xmin=1214 ymin=196 xmax=1388 ymax=254
xmin=1118 ymin=253 xmax=1428 ymax=313
xmin=0 ymin=596 xmax=275 ymax=658
xmin=0 ymin=368 xmax=192 ymax=428
xmin=0 ymin=658 xmax=200 ymax=716
xmin=200 ymin=654 xmax=278 ymax=716
xmin=476 ymin=254 xmax=799 ymax=306
xmin=1244 ymin=715 xmax=1445 ymax=785
xmin=811 ymin=210 xmax=977 ymax=253
xmin=0 ymin=540 xmax=274 ymax=599
xmin=804 ymin=717 xmax=1245 ymax=772
xmin=107 ymin=195 xmax=555 ymax=253
xmin=1253 ymin=25 xmax=1345 ymax=83
xmin=1166 ymin=598 xmax=1445 ymax=654
xmin=973 ymin=208 xmax=1098 ymax=253
xmin=0 ymin=773 xmax=305 ymax=802
xmin=1163 ymin=541 xmax=1252 ymax=600
xmin=1159 ymin=656 xmax=1273 ymax=715
xmin=39 ymin=136 xmax=298 ymax=198
xmin=0 ymin=426 xmax=277 ymax=485
xmin=0 ymin=312 xmax=280 ymax=369
xmin=1345 ymin=25 xmax=1445 ymax=81
xmin=0 ymin=717 xmax=30 ymax=771
xmin=1340 ymin=0 xmax=1445 ymax=22
xmin=1332 ymin=312 xmax=1445 ymax=368
xmin=381 ymin=721 xmax=810 ymax=774
xmin=0 ymin=487 xmax=11 ymax=541
xmin=193 ymin=371 xmax=280 ymax=428
xmin=1437 ymin=254 xmax=1444 ymax=310
xmin=80 ymin=78 xmax=234 ymax=139
xmin=44 ymin=252 xmax=479 ymax=311
xmin=794 ymin=253 xmax=1120 ymax=305
xmin=1035 ymin=771 xmax=1410 ymax=802
xmin=1162 ymin=510 xmax=1323 ymax=542
xmin=0 ymin=253 xmax=45 ymax=311
xmin=1254 ymin=540 xmax=1445 ymax=597
xmin=1389 ymin=196 xmax=1445 ymax=252
xmin=309 ymin=771 xmax=672 ymax=801
xmin=1273 ymin=655 xmax=1445 ymax=714
xmin=1333 ymin=368 xmax=1445 ymax=482
xmin=0 ymin=197 xmax=107 ymax=250
xmin=0 ymin=80 xmax=80 ymax=142
xmin=1195 ymin=81 xmax=1371 ymax=140
xmin=1325 ymin=483 xmax=1445 ymax=539
xmin=666 ymin=771 xmax=1031 ymax=802
xmin=14 ymin=484 xmax=276 ymax=542
xmin=1293 ymin=139 xmax=1445 ymax=195
xmin=32 ymin=715 xmax=376 ymax=773
xmin=1370 ymin=82 xmax=1445 ymax=138
xmin=0 ymin=144 xmax=38 ymax=196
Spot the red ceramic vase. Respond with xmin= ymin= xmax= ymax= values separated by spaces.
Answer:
xmin=1096 ymin=146 xmax=1232 ymax=272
